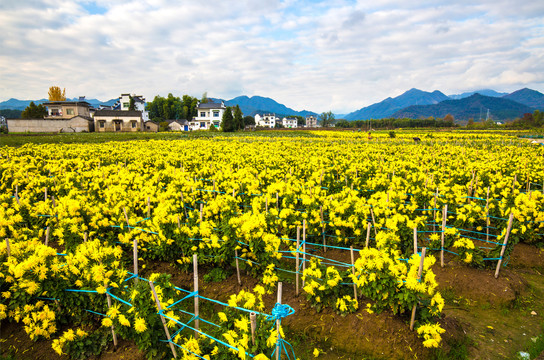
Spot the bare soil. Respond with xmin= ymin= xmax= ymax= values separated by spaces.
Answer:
xmin=1 ymin=243 xmax=543 ymax=360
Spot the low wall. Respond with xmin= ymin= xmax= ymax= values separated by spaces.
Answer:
xmin=7 ymin=118 xmax=91 ymax=133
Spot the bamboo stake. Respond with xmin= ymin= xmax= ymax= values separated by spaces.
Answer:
xmin=433 ymin=188 xmax=438 ymax=233
xmin=180 ymin=193 xmax=188 ymax=220
xmin=5 ymin=238 xmax=10 ymax=257
xmin=265 ymin=197 xmax=268 ymax=212
xmin=84 ymin=232 xmax=88 ymax=243
xmin=410 ymin=247 xmax=426 ymax=330
xmin=302 ymin=220 xmax=306 ymax=287
xmin=276 ymin=192 xmax=279 ymax=209
xmin=350 ymin=246 xmax=357 ymax=299
xmin=235 ymin=249 xmax=241 ymax=286
xmin=106 ymin=292 xmax=118 ymax=347
xmin=495 ymin=213 xmax=514 ymax=279
xmin=133 ymin=238 xmax=138 ymax=283
xmin=413 ymin=227 xmax=418 ymax=254
xmin=45 ymin=226 xmax=50 ymax=246
xmin=199 ymin=203 xmax=203 ymax=222
xmin=296 ymin=226 xmax=300 ymax=296
xmin=193 ymin=254 xmax=199 ymax=338
xmin=365 ymin=222 xmax=371 ymax=248
xmin=250 ymin=312 xmax=257 ymax=345
xmin=149 ymin=281 xmax=177 ymax=358
xmin=440 ymin=205 xmax=447 ymax=267
xmin=147 ymin=196 xmax=151 ymax=218
xmin=320 ymin=206 xmax=326 ymax=252
xmin=44 ymin=187 xmax=47 ymax=201
xmin=485 ymin=187 xmax=490 ymax=242
xmin=275 ymin=282 xmax=283 ymax=360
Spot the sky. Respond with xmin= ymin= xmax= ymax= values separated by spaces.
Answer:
xmin=0 ymin=0 xmax=543 ymax=114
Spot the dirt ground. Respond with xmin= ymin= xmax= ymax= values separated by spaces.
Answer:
xmin=1 ymin=243 xmax=543 ymax=360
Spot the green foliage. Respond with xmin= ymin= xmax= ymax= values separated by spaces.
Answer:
xmin=146 ymin=94 xmax=198 ymax=121
xmin=61 ymin=328 xmax=111 ymax=360
xmin=318 ymin=111 xmax=335 ymax=127
xmin=0 ymin=109 xmax=22 ymax=118
xmin=389 ymin=130 xmax=396 ymax=138
xmin=243 ymin=115 xmax=255 ymax=127
xmin=335 ymin=117 xmax=457 ymax=129
xmin=203 ymin=267 xmax=230 ymax=283
xmin=233 ymin=105 xmax=243 ymax=130
xmin=128 ymin=96 xmax=136 ymax=111
xmin=221 ymin=106 xmax=235 ymax=132
xmin=21 ymin=102 xmax=47 ymax=119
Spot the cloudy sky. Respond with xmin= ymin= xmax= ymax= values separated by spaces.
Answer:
xmin=0 ymin=0 xmax=543 ymax=113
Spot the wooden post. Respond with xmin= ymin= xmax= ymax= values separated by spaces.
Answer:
xmin=485 ymin=186 xmax=490 ymax=242
xmin=275 ymin=282 xmax=283 ymax=360
xmin=512 ymin=173 xmax=517 ymax=192
xmin=52 ymin=196 xmax=56 ymax=209
xmin=193 ymin=254 xmax=199 ymax=338
xmin=250 ymin=312 xmax=257 ymax=345
xmin=83 ymin=232 xmax=88 ymax=243
xmin=5 ymin=238 xmax=10 ymax=257
xmin=199 ymin=203 xmax=203 ymax=222
xmin=350 ymin=246 xmax=357 ymax=299
xmin=365 ymin=222 xmax=371 ymax=248
xmin=147 ymin=197 xmax=151 ymax=218
xmin=106 ymin=292 xmax=118 ymax=347
xmin=410 ymin=247 xmax=426 ymax=330
xmin=495 ymin=213 xmax=514 ymax=278
xmin=302 ymin=220 xmax=306 ymax=287
xmin=133 ymin=238 xmax=139 ymax=283
xmin=14 ymin=185 xmax=19 ymax=205
xmin=320 ymin=169 xmax=323 ymax=187
xmin=44 ymin=187 xmax=47 ymax=201
xmin=413 ymin=227 xmax=418 ymax=254
xmin=235 ymin=249 xmax=241 ymax=286
xmin=276 ymin=192 xmax=279 ymax=209
xmin=433 ymin=188 xmax=438 ymax=233
xmin=440 ymin=205 xmax=447 ymax=268
xmin=265 ymin=197 xmax=268 ymax=212
xmin=296 ymin=226 xmax=300 ymax=296
xmin=149 ymin=281 xmax=177 ymax=358
xmin=45 ymin=226 xmax=50 ymax=246
xmin=123 ymin=207 xmax=130 ymax=227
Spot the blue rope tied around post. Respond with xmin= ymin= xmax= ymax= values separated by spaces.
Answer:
xmin=269 ymin=303 xmax=296 ymax=360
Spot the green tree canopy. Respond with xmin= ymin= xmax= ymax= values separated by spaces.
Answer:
xmin=233 ymin=105 xmax=243 ymax=130
xmin=243 ymin=115 xmax=255 ymax=127
xmin=319 ymin=111 xmax=335 ymax=127
xmin=221 ymin=106 xmax=234 ymax=132
xmin=21 ymin=102 xmax=47 ymax=119
xmin=146 ymin=94 xmax=198 ymax=121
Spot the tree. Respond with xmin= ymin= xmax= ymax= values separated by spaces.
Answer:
xmin=21 ymin=102 xmax=47 ymax=119
xmin=243 ymin=116 xmax=255 ymax=127
xmin=128 ymin=96 xmax=136 ymax=111
xmin=48 ymin=86 xmax=66 ymax=101
xmin=319 ymin=111 xmax=335 ymax=127
xmin=233 ymin=105 xmax=243 ymax=130
xmin=221 ymin=106 xmax=234 ymax=132
xmin=146 ymin=94 xmax=198 ymax=121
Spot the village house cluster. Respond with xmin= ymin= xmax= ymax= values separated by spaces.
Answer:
xmin=5 ymin=94 xmax=318 ymax=133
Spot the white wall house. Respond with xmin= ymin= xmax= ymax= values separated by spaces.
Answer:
xmin=305 ymin=115 xmax=318 ymax=127
xmin=190 ymin=101 xmax=226 ymax=130
xmin=255 ymin=113 xmax=278 ymax=128
xmin=282 ymin=117 xmax=298 ymax=128
xmin=114 ymin=94 xmax=149 ymax=121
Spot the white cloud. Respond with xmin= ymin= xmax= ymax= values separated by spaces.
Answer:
xmin=0 ymin=0 xmax=542 ymax=113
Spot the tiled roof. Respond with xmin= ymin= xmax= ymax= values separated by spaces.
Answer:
xmin=94 ymin=110 xmax=142 ymax=117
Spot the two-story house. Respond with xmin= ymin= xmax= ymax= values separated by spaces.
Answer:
xmin=190 ymin=101 xmax=226 ymax=130
xmin=113 ymin=94 xmax=149 ymax=121
xmin=255 ymin=113 xmax=278 ymax=128
xmin=282 ymin=117 xmax=298 ymax=128
xmin=305 ymin=115 xmax=318 ymax=128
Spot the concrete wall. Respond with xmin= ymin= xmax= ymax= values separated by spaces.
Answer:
xmin=94 ymin=116 xmax=143 ymax=132
xmin=7 ymin=117 xmax=92 ymax=133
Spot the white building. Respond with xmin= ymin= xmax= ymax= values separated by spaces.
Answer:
xmin=190 ymin=101 xmax=227 ymax=130
xmin=305 ymin=115 xmax=317 ymax=127
xmin=282 ymin=117 xmax=298 ymax=128
xmin=255 ymin=113 xmax=278 ymax=128
xmin=114 ymin=94 xmax=149 ymax=121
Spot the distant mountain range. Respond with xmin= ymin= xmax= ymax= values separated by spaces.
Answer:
xmin=0 ymin=97 xmax=117 ymax=111
xmin=342 ymin=88 xmax=544 ymax=121
xmin=1 ymin=88 xmax=542 ymax=122
xmin=221 ymin=95 xmax=316 ymax=118
xmin=392 ymin=94 xmax=536 ymax=121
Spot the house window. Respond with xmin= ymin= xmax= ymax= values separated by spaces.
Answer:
xmin=99 ymin=121 xmax=105 ymax=128
xmin=213 ymin=121 xmax=220 ymax=126
xmin=213 ymin=111 xmax=219 ymax=117
xmin=66 ymin=108 xmax=74 ymax=115
xmin=200 ymin=112 xmax=206 ymax=117
xmin=131 ymin=121 xmax=137 ymax=128
xmin=200 ymin=122 xmax=205 ymax=128
xmin=123 ymin=102 xmax=129 ymax=109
